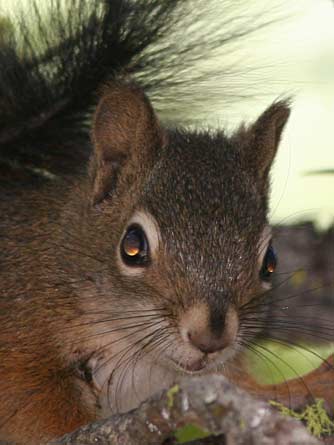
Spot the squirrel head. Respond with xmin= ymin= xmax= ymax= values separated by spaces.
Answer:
xmin=66 ymin=82 xmax=289 ymax=409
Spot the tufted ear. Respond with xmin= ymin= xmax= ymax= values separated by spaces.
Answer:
xmin=90 ymin=83 xmax=165 ymax=204
xmin=240 ymin=100 xmax=291 ymax=180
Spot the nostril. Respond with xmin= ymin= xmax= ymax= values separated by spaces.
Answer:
xmin=187 ymin=329 xmax=226 ymax=354
xmin=181 ymin=305 xmax=238 ymax=356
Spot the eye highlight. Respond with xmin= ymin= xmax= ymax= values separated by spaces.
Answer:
xmin=260 ymin=244 xmax=277 ymax=281
xmin=121 ymin=224 xmax=149 ymax=266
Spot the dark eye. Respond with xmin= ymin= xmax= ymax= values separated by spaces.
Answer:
xmin=121 ymin=224 xmax=149 ymax=266
xmin=260 ymin=244 xmax=277 ymax=281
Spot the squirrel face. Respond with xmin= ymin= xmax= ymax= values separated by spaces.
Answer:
xmin=61 ymin=83 xmax=290 ymax=414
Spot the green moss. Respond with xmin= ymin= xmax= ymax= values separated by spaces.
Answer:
xmin=239 ymin=418 xmax=246 ymax=431
xmin=270 ymin=399 xmax=334 ymax=438
xmin=167 ymin=384 xmax=180 ymax=409
xmin=174 ymin=423 xmax=211 ymax=443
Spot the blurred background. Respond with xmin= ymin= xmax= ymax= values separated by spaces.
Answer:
xmin=1 ymin=0 xmax=333 ymax=227
xmin=221 ymin=0 xmax=334 ymax=230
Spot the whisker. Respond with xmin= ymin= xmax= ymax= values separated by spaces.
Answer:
xmin=93 ymin=320 xmax=167 ymax=376
xmin=47 ymin=241 xmax=106 ymax=265
xmin=240 ymin=320 xmax=334 ymax=342
xmin=61 ymin=311 xmax=168 ymax=332
xmin=240 ymin=313 xmax=334 ymax=330
xmin=105 ymin=325 xmax=169 ymax=411
xmin=240 ymin=274 xmax=296 ymax=310
xmin=242 ymin=283 xmax=332 ymax=313
xmin=237 ymin=339 xmax=292 ymax=407
xmin=257 ymin=336 xmax=334 ymax=371
xmin=124 ymin=330 xmax=173 ymax=409
xmin=243 ymin=338 xmax=317 ymax=405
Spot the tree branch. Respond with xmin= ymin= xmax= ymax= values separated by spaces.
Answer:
xmin=50 ymin=374 xmax=319 ymax=445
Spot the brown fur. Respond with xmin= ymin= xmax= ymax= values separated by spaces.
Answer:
xmin=0 ymin=83 xmax=291 ymax=444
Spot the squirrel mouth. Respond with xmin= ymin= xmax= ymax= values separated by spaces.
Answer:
xmin=171 ymin=356 xmax=208 ymax=373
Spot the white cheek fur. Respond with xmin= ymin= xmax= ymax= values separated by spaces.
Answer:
xmin=117 ymin=210 xmax=160 ymax=277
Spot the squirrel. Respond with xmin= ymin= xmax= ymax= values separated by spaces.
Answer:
xmin=0 ymin=1 xmax=333 ymax=444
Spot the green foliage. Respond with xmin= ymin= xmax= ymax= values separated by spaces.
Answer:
xmin=305 ymin=169 xmax=334 ymax=176
xmin=174 ymin=423 xmax=211 ymax=443
xmin=270 ymin=399 xmax=334 ymax=438
xmin=0 ymin=15 xmax=14 ymax=45
xmin=246 ymin=341 xmax=334 ymax=384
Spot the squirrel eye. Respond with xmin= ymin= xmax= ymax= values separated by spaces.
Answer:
xmin=121 ymin=225 xmax=149 ymax=266
xmin=260 ymin=244 xmax=277 ymax=281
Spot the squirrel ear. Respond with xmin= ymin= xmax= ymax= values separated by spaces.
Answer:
xmin=90 ymin=83 xmax=165 ymax=204
xmin=244 ymin=100 xmax=291 ymax=179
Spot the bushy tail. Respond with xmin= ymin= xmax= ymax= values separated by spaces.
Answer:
xmin=0 ymin=1 xmax=183 ymax=146
xmin=0 ymin=0 xmax=275 ymax=179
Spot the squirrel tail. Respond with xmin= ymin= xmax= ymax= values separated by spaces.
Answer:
xmin=0 ymin=0 xmax=184 ymax=148
xmin=0 ymin=0 xmax=273 ymax=179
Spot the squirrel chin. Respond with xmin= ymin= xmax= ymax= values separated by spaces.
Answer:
xmin=168 ymin=344 xmax=237 ymax=375
xmin=93 ymin=347 xmax=236 ymax=416
xmin=91 ymin=343 xmax=237 ymax=416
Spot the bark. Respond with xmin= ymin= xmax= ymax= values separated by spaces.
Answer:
xmin=50 ymin=374 xmax=319 ymax=445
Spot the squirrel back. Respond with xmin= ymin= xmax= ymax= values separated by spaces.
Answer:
xmin=0 ymin=2 xmax=295 ymax=444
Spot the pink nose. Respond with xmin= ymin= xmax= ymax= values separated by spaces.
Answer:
xmin=187 ymin=327 xmax=228 ymax=354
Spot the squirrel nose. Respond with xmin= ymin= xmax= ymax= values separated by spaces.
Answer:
xmin=180 ymin=303 xmax=239 ymax=355
xmin=187 ymin=327 xmax=227 ymax=354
